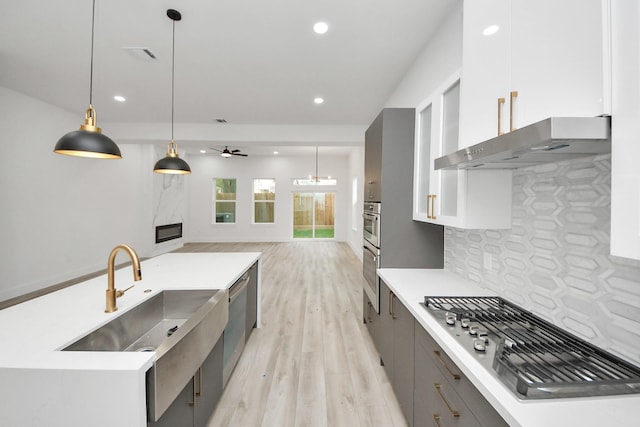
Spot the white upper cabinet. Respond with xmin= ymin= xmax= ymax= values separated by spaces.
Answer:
xmin=459 ymin=0 xmax=611 ymax=148
xmin=413 ymin=70 xmax=512 ymax=229
xmin=610 ymin=0 xmax=640 ymax=260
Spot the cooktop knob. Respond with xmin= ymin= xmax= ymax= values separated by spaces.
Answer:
xmin=460 ymin=318 xmax=471 ymax=328
xmin=473 ymin=339 xmax=487 ymax=352
xmin=445 ymin=312 xmax=456 ymax=326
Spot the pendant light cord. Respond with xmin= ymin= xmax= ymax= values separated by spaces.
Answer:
xmin=171 ymin=19 xmax=176 ymax=141
xmin=89 ymin=0 xmax=96 ymax=106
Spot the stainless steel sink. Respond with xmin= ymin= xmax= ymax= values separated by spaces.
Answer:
xmin=62 ymin=289 xmax=229 ymax=421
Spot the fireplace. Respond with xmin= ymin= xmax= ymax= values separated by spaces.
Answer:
xmin=155 ymin=223 xmax=182 ymax=243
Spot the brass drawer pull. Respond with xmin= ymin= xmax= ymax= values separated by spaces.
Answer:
xmin=189 ymin=376 xmax=196 ymax=406
xmin=434 ymin=383 xmax=460 ymax=417
xmin=509 ymin=90 xmax=518 ymax=132
xmin=432 ymin=414 xmax=443 ymax=427
xmin=431 ymin=194 xmax=436 ymax=220
xmin=497 ymin=97 xmax=505 ymax=136
xmin=433 ymin=350 xmax=460 ymax=380
xmin=389 ymin=291 xmax=397 ymax=319
xmin=427 ymin=194 xmax=432 ymax=219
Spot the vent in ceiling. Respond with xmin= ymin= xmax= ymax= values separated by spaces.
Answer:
xmin=121 ymin=47 xmax=157 ymax=61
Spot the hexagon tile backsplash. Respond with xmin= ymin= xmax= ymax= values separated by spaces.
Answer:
xmin=444 ymin=154 xmax=640 ymax=366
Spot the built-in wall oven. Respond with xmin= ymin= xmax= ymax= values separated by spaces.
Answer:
xmin=363 ymin=202 xmax=381 ymax=248
xmin=363 ymin=202 xmax=381 ymax=312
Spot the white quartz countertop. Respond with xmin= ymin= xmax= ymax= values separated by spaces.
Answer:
xmin=0 ymin=252 xmax=261 ymax=370
xmin=377 ymin=268 xmax=640 ymax=427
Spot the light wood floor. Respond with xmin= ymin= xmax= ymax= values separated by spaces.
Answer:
xmin=174 ymin=242 xmax=408 ymax=427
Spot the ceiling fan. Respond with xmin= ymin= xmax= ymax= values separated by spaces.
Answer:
xmin=211 ymin=146 xmax=248 ymax=158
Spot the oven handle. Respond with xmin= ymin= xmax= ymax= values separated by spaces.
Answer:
xmin=363 ymin=244 xmax=378 ymax=262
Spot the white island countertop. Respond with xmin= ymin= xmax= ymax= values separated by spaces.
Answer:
xmin=0 ymin=252 xmax=261 ymax=427
xmin=377 ymin=268 xmax=640 ymax=427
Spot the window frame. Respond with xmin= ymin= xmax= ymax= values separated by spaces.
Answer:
xmin=212 ymin=178 xmax=237 ymax=224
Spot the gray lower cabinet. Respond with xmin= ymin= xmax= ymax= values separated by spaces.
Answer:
xmin=363 ymin=291 xmax=380 ymax=347
xmin=377 ymin=280 xmax=415 ymax=426
xmin=149 ymin=337 xmax=224 ymax=427
xmin=246 ymin=261 xmax=258 ymax=340
xmin=414 ymin=322 xmax=508 ymax=427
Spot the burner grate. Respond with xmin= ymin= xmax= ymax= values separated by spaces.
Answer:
xmin=424 ymin=296 xmax=640 ymax=398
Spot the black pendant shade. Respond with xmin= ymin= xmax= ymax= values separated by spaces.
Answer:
xmin=153 ymin=141 xmax=191 ymax=174
xmin=54 ymin=106 xmax=121 ymax=159
xmin=154 ymin=9 xmax=191 ymax=175
xmin=54 ymin=0 xmax=121 ymax=159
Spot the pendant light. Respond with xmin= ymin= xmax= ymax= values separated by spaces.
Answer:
xmin=153 ymin=9 xmax=191 ymax=175
xmin=54 ymin=0 xmax=121 ymax=159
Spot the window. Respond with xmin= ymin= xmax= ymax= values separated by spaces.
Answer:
xmin=292 ymin=178 xmax=337 ymax=186
xmin=253 ymin=178 xmax=275 ymax=223
xmin=213 ymin=178 xmax=236 ymax=223
xmin=293 ymin=192 xmax=335 ymax=238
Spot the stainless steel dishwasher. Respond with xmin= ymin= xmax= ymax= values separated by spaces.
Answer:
xmin=222 ymin=272 xmax=249 ymax=386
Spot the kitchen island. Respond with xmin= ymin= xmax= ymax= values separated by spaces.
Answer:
xmin=377 ymin=268 xmax=640 ymax=427
xmin=0 ymin=252 xmax=261 ymax=427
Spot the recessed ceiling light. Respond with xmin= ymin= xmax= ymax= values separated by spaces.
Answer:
xmin=113 ymin=95 xmax=126 ymax=102
xmin=483 ymin=25 xmax=499 ymax=36
xmin=200 ymin=149 xmax=206 ymax=154
xmin=273 ymin=151 xmax=279 ymax=155
xmin=313 ymin=22 xmax=329 ymax=34
xmin=314 ymin=97 xmax=324 ymax=105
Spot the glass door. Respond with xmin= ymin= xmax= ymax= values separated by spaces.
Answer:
xmin=293 ymin=192 xmax=335 ymax=239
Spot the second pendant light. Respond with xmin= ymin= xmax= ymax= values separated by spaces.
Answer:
xmin=154 ymin=9 xmax=191 ymax=175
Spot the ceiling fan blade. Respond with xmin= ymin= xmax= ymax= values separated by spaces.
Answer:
xmin=209 ymin=147 xmax=223 ymax=153
xmin=231 ymin=149 xmax=241 ymax=153
xmin=232 ymin=153 xmax=248 ymax=157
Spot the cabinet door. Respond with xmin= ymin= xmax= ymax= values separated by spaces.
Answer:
xmin=510 ymin=0 xmax=609 ymax=129
xmin=378 ymin=280 xmax=394 ymax=376
xmin=365 ymin=112 xmax=383 ymax=202
xmin=194 ymin=338 xmax=224 ymax=427
xmin=148 ymin=376 xmax=195 ymax=427
xmin=413 ymin=72 xmax=462 ymax=227
xmin=413 ymin=101 xmax=434 ymax=221
xmin=610 ymin=0 xmax=640 ymax=260
xmin=391 ymin=292 xmax=415 ymax=426
xmin=363 ymin=291 xmax=380 ymax=350
xmin=459 ymin=0 xmax=511 ymax=148
xmin=245 ymin=262 xmax=258 ymax=339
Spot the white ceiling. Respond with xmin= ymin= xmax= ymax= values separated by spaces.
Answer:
xmin=1 ymin=0 xmax=457 ymax=156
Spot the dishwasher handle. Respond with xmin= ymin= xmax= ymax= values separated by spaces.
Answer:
xmin=229 ymin=273 xmax=250 ymax=303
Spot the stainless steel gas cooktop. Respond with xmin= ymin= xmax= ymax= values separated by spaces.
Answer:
xmin=422 ymin=296 xmax=640 ymax=399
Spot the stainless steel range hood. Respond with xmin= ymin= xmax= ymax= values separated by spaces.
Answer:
xmin=434 ymin=116 xmax=611 ymax=170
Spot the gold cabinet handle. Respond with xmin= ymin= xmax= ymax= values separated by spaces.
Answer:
xmin=189 ymin=376 xmax=196 ymax=406
xmin=434 ymin=383 xmax=460 ymax=417
xmin=432 ymin=414 xmax=443 ymax=427
xmin=497 ymin=97 xmax=505 ymax=136
xmin=427 ymin=194 xmax=432 ymax=219
xmin=431 ymin=194 xmax=436 ymax=220
xmin=389 ymin=291 xmax=397 ymax=319
xmin=510 ymin=90 xmax=518 ymax=132
xmin=433 ymin=350 xmax=460 ymax=380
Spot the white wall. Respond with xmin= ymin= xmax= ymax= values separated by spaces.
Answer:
xmin=186 ymin=152 xmax=351 ymax=242
xmin=0 ymin=87 xmax=163 ymax=301
xmin=346 ymin=146 xmax=365 ymax=257
xmin=384 ymin=1 xmax=463 ymax=107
